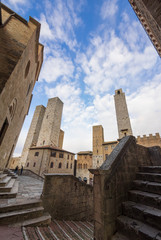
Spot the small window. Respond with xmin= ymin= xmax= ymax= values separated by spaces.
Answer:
xmin=105 ymin=146 xmax=108 ymax=150
xmin=67 ymin=154 xmax=69 ymax=159
xmin=117 ymin=90 xmax=120 ymax=94
xmin=97 ymin=160 xmax=99 ymax=164
xmin=0 ymin=118 xmax=9 ymax=145
xmin=43 ymin=140 xmax=45 ymax=145
xmin=33 ymin=162 xmax=36 ymax=167
xmin=50 ymin=162 xmax=53 ymax=168
xmin=83 ymin=177 xmax=87 ymax=183
xmin=51 ymin=151 xmax=56 ymax=157
xmin=97 ymin=150 xmax=98 ymax=154
xmin=27 ymin=162 xmax=29 ymax=167
xmin=58 ymin=162 xmax=62 ymax=168
xmin=25 ymin=60 xmax=30 ymax=78
xmin=70 ymin=164 xmax=72 ymax=169
xmin=35 ymin=152 xmax=39 ymax=156
xmin=59 ymin=153 xmax=63 ymax=158
xmin=66 ymin=163 xmax=69 ymax=169
xmin=71 ymin=155 xmax=73 ymax=160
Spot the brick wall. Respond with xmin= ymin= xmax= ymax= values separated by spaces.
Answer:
xmin=42 ymin=174 xmax=93 ymax=221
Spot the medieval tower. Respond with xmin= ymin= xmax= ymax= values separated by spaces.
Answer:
xmin=21 ymin=105 xmax=46 ymax=167
xmin=37 ymin=97 xmax=63 ymax=147
xmin=92 ymin=125 xmax=104 ymax=168
xmin=114 ymin=89 xmax=133 ymax=139
xmin=21 ymin=97 xmax=63 ymax=167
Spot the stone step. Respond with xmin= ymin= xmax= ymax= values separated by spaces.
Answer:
xmin=0 ymin=178 xmax=16 ymax=192
xmin=0 ymin=180 xmax=19 ymax=199
xmin=112 ymin=232 xmax=130 ymax=240
xmin=13 ymin=212 xmax=51 ymax=227
xmin=0 ymin=174 xmax=7 ymax=181
xmin=117 ymin=215 xmax=161 ymax=240
xmin=0 ymin=176 xmax=12 ymax=187
xmin=0 ymin=199 xmax=42 ymax=213
xmin=139 ymin=166 xmax=161 ymax=174
xmin=128 ymin=190 xmax=161 ymax=210
xmin=136 ymin=172 xmax=161 ymax=183
xmin=133 ymin=180 xmax=161 ymax=195
xmin=0 ymin=206 xmax=44 ymax=224
xmin=122 ymin=201 xmax=161 ymax=230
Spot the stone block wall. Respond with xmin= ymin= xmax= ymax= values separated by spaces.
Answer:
xmin=42 ymin=174 xmax=93 ymax=221
xmin=90 ymin=136 xmax=161 ymax=240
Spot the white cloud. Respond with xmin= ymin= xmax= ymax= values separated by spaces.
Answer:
xmin=100 ymin=0 xmax=118 ymax=19
xmin=128 ymin=73 xmax=161 ymax=137
xmin=40 ymin=56 xmax=74 ymax=83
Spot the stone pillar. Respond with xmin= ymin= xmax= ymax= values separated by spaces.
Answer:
xmin=114 ymin=89 xmax=133 ymax=139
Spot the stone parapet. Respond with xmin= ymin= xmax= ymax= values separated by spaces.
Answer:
xmin=42 ymin=174 xmax=93 ymax=221
xmin=90 ymin=136 xmax=161 ymax=240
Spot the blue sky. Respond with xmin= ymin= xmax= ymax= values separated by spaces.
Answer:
xmin=4 ymin=0 xmax=161 ymax=155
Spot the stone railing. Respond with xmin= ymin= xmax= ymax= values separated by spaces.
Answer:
xmin=42 ymin=174 xmax=93 ymax=221
xmin=90 ymin=136 xmax=161 ymax=240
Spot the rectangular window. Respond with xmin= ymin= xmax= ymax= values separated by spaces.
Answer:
xmin=67 ymin=154 xmax=69 ymax=159
xmin=33 ymin=162 xmax=36 ymax=167
xmin=0 ymin=118 xmax=9 ymax=145
xmin=59 ymin=153 xmax=63 ymax=158
xmin=51 ymin=151 xmax=56 ymax=157
xmin=35 ymin=152 xmax=39 ymax=156
xmin=71 ymin=155 xmax=73 ymax=160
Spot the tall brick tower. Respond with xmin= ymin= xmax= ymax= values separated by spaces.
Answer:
xmin=128 ymin=0 xmax=161 ymax=57
xmin=92 ymin=125 xmax=104 ymax=168
xmin=37 ymin=97 xmax=63 ymax=147
xmin=21 ymin=105 xmax=45 ymax=166
xmin=114 ymin=89 xmax=133 ymax=139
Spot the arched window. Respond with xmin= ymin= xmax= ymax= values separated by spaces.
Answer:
xmin=58 ymin=162 xmax=62 ymax=168
xmin=83 ymin=177 xmax=87 ymax=183
xmin=33 ymin=162 xmax=36 ymax=167
xmin=78 ymin=177 xmax=82 ymax=181
xmin=50 ymin=162 xmax=53 ymax=168
xmin=27 ymin=162 xmax=29 ymax=167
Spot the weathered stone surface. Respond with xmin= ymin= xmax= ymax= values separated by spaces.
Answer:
xmin=42 ymin=174 xmax=93 ymax=221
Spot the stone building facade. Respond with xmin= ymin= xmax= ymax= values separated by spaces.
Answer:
xmin=76 ymin=151 xmax=93 ymax=184
xmin=129 ymin=0 xmax=161 ymax=57
xmin=114 ymin=89 xmax=133 ymax=139
xmin=21 ymin=97 xmax=75 ymax=176
xmin=137 ymin=133 xmax=161 ymax=148
xmin=0 ymin=4 xmax=43 ymax=170
xmin=26 ymin=146 xmax=75 ymax=176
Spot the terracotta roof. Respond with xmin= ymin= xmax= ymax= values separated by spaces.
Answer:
xmin=77 ymin=151 xmax=93 ymax=155
xmin=30 ymin=145 xmax=75 ymax=155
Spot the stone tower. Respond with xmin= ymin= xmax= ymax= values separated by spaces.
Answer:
xmin=114 ymin=89 xmax=133 ymax=139
xmin=58 ymin=129 xmax=64 ymax=149
xmin=37 ymin=97 xmax=63 ymax=147
xmin=0 ymin=3 xmax=43 ymax=170
xmin=128 ymin=0 xmax=161 ymax=57
xmin=92 ymin=125 xmax=104 ymax=168
xmin=21 ymin=105 xmax=45 ymax=166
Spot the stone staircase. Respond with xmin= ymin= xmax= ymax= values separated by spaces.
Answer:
xmin=112 ymin=166 xmax=161 ymax=240
xmin=0 ymin=171 xmax=51 ymax=227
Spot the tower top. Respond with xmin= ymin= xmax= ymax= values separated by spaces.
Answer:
xmin=114 ymin=89 xmax=133 ymax=139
